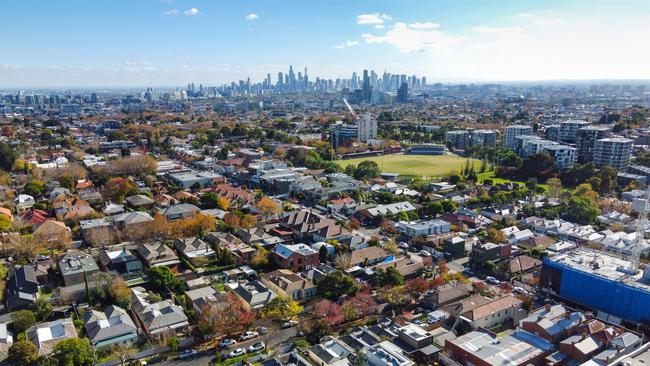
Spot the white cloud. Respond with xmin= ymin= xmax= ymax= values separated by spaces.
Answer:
xmin=162 ymin=9 xmax=179 ymax=16
xmin=374 ymin=24 xmax=385 ymax=29
xmin=357 ymin=13 xmax=391 ymax=25
xmin=408 ymin=22 xmax=440 ymax=30
xmin=361 ymin=22 xmax=459 ymax=52
xmin=334 ymin=40 xmax=360 ymax=49
xmin=245 ymin=13 xmax=259 ymax=21
xmin=184 ymin=8 xmax=200 ymax=16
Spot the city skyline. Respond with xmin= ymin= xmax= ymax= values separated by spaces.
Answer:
xmin=2 ymin=0 xmax=650 ymax=87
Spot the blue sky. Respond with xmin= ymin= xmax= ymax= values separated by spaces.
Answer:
xmin=1 ymin=0 xmax=650 ymax=87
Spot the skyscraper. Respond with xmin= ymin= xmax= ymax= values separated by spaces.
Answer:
xmin=397 ymin=82 xmax=408 ymax=103
xmin=362 ymin=69 xmax=371 ymax=102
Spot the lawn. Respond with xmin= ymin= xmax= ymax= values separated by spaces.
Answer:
xmin=477 ymin=171 xmax=549 ymax=192
xmin=337 ymin=154 xmax=480 ymax=178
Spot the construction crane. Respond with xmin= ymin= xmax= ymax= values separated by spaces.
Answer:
xmin=629 ymin=184 xmax=650 ymax=273
xmin=343 ymin=98 xmax=359 ymax=121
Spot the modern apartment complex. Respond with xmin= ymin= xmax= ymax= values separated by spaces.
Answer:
xmin=504 ymin=125 xmax=533 ymax=150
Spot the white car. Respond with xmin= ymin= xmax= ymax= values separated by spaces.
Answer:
xmin=248 ymin=342 xmax=265 ymax=353
xmin=219 ymin=338 xmax=236 ymax=348
xmin=239 ymin=331 xmax=259 ymax=341
xmin=485 ymin=276 xmax=500 ymax=285
xmin=419 ymin=250 xmax=432 ymax=257
xmin=281 ymin=320 xmax=297 ymax=328
xmin=398 ymin=242 xmax=410 ymax=249
xmin=513 ymin=287 xmax=528 ymax=295
xmin=228 ymin=348 xmax=247 ymax=358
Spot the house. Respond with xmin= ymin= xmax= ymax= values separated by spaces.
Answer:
xmin=501 ymin=226 xmax=535 ymax=245
xmin=358 ymin=201 xmax=418 ymax=224
xmin=508 ymin=255 xmax=542 ymax=276
xmin=262 ymin=269 xmax=316 ymax=300
xmin=19 ymin=209 xmax=50 ymax=226
xmin=159 ymin=203 xmax=200 ymax=220
xmin=5 ymin=266 xmax=39 ymax=311
xmin=273 ymin=243 xmax=320 ymax=272
xmin=423 ymin=283 xmax=472 ymax=309
xmin=205 ymin=232 xmax=257 ymax=264
xmin=237 ymin=227 xmax=273 ymax=245
xmin=125 ymin=194 xmax=155 ymax=209
xmin=0 ymin=323 xmax=13 ymax=361
xmin=174 ymin=237 xmax=215 ymax=261
xmin=53 ymin=197 xmax=95 ymax=221
xmin=458 ymin=295 xmax=526 ymax=330
xmin=469 ymin=242 xmax=512 ymax=271
xmin=444 ymin=329 xmax=554 ymax=366
xmin=519 ymin=304 xmax=585 ymax=344
xmin=98 ymin=248 xmax=144 ymax=280
xmin=131 ymin=287 xmax=189 ymax=338
xmin=230 ymin=280 xmax=278 ymax=310
xmin=84 ymin=305 xmax=138 ymax=349
xmin=307 ymin=338 xmax=352 ymax=366
xmin=278 ymin=210 xmax=347 ymax=242
xmin=393 ymin=323 xmax=440 ymax=365
xmin=443 ymin=236 xmax=466 ymax=259
xmin=103 ymin=202 xmax=125 ymax=216
xmin=58 ymin=251 xmax=100 ymax=286
xmin=397 ymin=219 xmax=451 ymax=238
xmin=15 ymin=194 xmax=36 ymax=212
xmin=184 ymin=286 xmax=221 ymax=313
xmin=112 ymin=211 xmax=155 ymax=232
xmin=365 ymin=340 xmax=415 ymax=366
xmin=26 ymin=318 xmax=78 ymax=356
xmin=349 ymin=246 xmax=391 ymax=267
xmin=33 ymin=220 xmax=72 ymax=245
xmin=136 ymin=242 xmax=180 ymax=268
xmin=80 ymin=217 xmax=116 ymax=246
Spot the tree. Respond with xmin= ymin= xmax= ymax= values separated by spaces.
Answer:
xmin=216 ymin=196 xmax=230 ymax=211
xmin=8 ymin=341 xmax=38 ymax=365
xmin=241 ymin=214 xmax=258 ymax=228
xmin=0 ymin=215 xmax=11 ymax=232
xmin=201 ymin=292 xmax=255 ymax=336
xmin=348 ymin=350 xmax=368 ymax=366
xmin=376 ymin=286 xmax=409 ymax=307
xmin=313 ymin=299 xmax=344 ymax=325
xmin=147 ymin=266 xmax=183 ymax=293
xmin=304 ymin=320 xmax=333 ymax=345
xmin=565 ymin=196 xmax=600 ymax=225
xmin=29 ymin=298 xmax=52 ymax=321
xmin=353 ymin=161 xmax=380 ymax=181
xmin=484 ymin=227 xmax=506 ymax=243
xmin=110 ymin=277 xmax=132 ymax=309
xmin=12 ymin=310 xmax=36 ymax=334
xmin=89 ymin=271 xmax=114 ymax=304
xmin=167 ymin=336 xmax=179 ymax=352
xmin=256 ymin=197 xmax=281 ymax=221
xmin=318 ymin=245 xmax=328 ymax=263
xmin=103 ymin=178 xmax=136 ymax=203
xmin=573 ymin=183 xmax=599 ymax=206
xmin=250 ymin=245 xmax=269 ymax=268
xmin=51 ymin=337 xmax=95 ymax=366
xmin=316 ymin=271 xmax=359 ymax=300
xmin=371 ymin=267 xmax=404 ymax=287
xmin=0 ymin=142 xmax=16 ymax=172
xmin=405 ymin=278 xmax=431 ymax=300
xmin=259 ymin=296 xmax=304 ymax=320
xmin=425 ymin=201 xmax=443 ymax=216
xmin=441 ymin=200 xmax=458 ymax=213
xmin=23 ymin=180 xmax=46 ymax=197
xmin=341 ymin=291 xmax=377 ymax=321
xmin=58 ymin=173 xmax=76 ymax=191
xmin=546 ymin=178 xmax=562 ymax=199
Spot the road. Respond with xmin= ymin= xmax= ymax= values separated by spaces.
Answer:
xmin=156 ymin=327 xmax=297 ymax=366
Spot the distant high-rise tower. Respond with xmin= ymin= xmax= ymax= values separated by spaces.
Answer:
xmin=362 ymin=69 xmax=371 ymax=102
xmin=397 ymin=82 xmax=408 ymax=103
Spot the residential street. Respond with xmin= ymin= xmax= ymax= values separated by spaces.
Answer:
xmin=156 ymin=327 xmax=297 ymax=366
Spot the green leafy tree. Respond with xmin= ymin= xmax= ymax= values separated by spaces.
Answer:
xmin=147 ymin=266 xmax=183 ymax=293
xmin=565 ymin=196 xmax=600 ymax=225
xmin=353 ymin=161 xmax=380 ymax=181
xmin=23 ymin=180 xmax=46 ymax=197
xmin=52 ymin=337 xmax=95 ymax=366
xmin=12 ymin=310 xmax=36 ymax=334
xmin=167 ymin=336 xmax=179 ymax=352
xmin=0 ymin=142 xmax=16 ymax=172
xmin=7 ymin=340 xmax=38 ymax=365
xmin=29 ymin=298 xmax=53 ymax=321
xmin=316 ymin=271 xmax=359 ymax=300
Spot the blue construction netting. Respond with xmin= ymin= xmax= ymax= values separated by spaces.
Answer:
xmin=543 ymin=259 xmax=650 ymax=323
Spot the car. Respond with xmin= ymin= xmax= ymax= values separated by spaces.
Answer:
xmin=219 ymin=338 xmax=236 ymax=348
xmin=485 ymin=276 xmax=500 ymax=285
xmin=239 ymin=331 xmax=259 ymax=341
xmin=257 ymin=326 xmax=268 ymax=335
xmin=177 ymin=350 xmax=198 ymax=360
xmin=419 ymin=250 xmax=432 ymax=257
xmin=513 ymin=287 xmax=528 ymax=295
xmin=281 ymin=320 xmax=297 ymax=328
xmin=398 ymin=242 xmax=409 ymax=249
xmin=228 ymin=348 xmax=247 ymax=358
xmin=248 ymin=342 xmax=266 ymax=353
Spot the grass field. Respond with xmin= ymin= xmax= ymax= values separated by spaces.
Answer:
xmin=338 ymin=154 xmax=480 ymax=177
